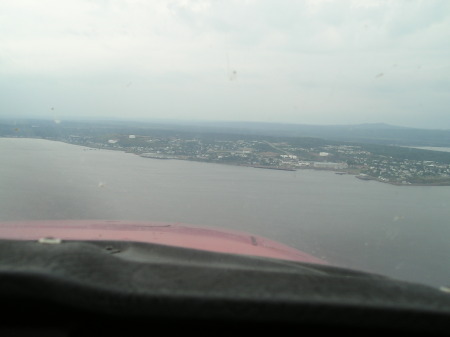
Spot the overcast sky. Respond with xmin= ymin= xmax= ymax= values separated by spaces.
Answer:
xmin=1 ymin=0 xmax=449 ymax=128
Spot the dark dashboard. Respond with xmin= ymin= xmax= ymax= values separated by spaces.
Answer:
xmin=1 ymin=239 xmax=449 ymax=336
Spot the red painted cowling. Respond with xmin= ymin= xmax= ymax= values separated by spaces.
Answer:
xmin=0 ymin=220 xmax=326 ymax=264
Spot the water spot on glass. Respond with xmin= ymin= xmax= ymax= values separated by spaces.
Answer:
xmin=226 ymin=52 xmax=238 ymax=81
xmin=229 ymin=70 xmax=238 ymax=81
xmin=395 ymin=263 xmax=403 ymax=270
xmin=386 ymin=227 xmax=399 ymax=240
xmin=375 ymin=73 xmax=384 ymax=79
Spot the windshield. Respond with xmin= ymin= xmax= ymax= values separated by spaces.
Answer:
xmin=1 ymin=0 xmax=450 ymax=289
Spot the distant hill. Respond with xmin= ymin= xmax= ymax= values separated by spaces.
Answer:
xmin=2 ymin=118 xmax=450 ymax=147
xmin=167 ymin=121 xmax=450 ymax=147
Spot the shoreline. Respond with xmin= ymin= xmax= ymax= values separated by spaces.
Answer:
xmin=13 ymin=137 xmax=450 ymax=187
xmin=137 ymin=151 xmax=450 ymax=186
xmin=355 ymin=174 xmax=450 ymax=186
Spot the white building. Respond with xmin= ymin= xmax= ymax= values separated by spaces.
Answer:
xmin=313 ymin=162 xmax=348 ymax=170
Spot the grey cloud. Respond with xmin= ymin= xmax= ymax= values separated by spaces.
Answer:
xmin=0 ymin=0 xmax=449 ymax=128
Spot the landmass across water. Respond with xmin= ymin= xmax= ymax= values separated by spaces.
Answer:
xmin=2 ymin=118 xmax=450 ymax=186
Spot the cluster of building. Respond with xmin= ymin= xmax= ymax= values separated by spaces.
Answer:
xmin=354 ymin=158 xmax=450 ymax=184
xmin=65 ymin=133 xmax=450 ymax=185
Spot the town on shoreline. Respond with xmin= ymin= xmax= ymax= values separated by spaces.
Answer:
xmin=2 ymin=119 xmax=450 ymax=186
xmin=68 ymin=134 xmax=450 ymax=186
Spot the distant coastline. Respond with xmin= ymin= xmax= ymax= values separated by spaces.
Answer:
xmin=34 ymin=138 xmax=450 ymax=187
xmin=123 ymin=146 xmax=450 ymax=186
xmin=3 ymin=117 xmax=450 ymax=188
xmin=355 ymin=174 xmax=450 ymax=186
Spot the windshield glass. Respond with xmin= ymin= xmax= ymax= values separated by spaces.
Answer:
xmin=1 ymin=0 xmax=450 ymax=289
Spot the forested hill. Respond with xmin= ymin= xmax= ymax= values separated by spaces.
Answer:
xmin=177 ymin=121 xmax=450 ymax=147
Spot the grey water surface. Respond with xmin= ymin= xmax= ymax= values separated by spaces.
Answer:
xmin=1 ymin=138 xmax=449 ymax=288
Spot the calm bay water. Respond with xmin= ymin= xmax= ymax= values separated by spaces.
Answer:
xmin=1 ymin=138 xmax=450 ymax=287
